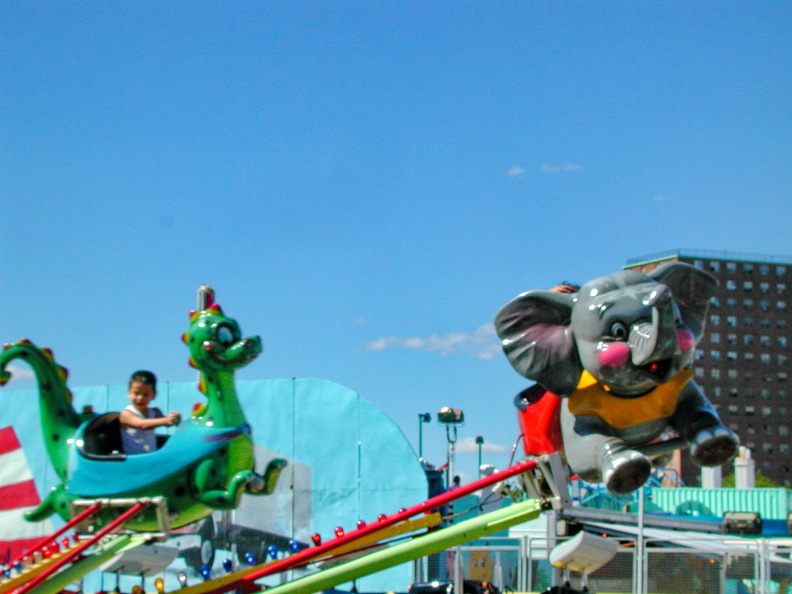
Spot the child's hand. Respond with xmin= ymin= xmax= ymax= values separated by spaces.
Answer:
xmin=166 ymin=411 xmax=182 ymax=426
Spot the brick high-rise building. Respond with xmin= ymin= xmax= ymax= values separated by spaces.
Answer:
xmin=625 ymin=249 xmax=790 ymax=486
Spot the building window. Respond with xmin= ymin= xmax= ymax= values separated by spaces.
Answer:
xmin=711 ymin=351 xmax=721 ymax=361
xmin=779 ymin=320 xmax=787 ymax=329
xmin=726 ymin=280 xmax=737 ymax=291
xmin=712 ymin=369 xmax=721 ymax=379
xmin=711 ymin=315 xmax=721 ymax=326
xmin=761 ymin=264 xmax=771 ymax=275
xmin=727 ymin=298 xmax=738 ymax=308
xmin=781 ymin=444 xmax=790 ymax=455
xmin=746 ymin=406 xmax=756 ymax=416
xmin=711 ymin=386 xmax=721 ymax=397
xmin=744 ymin=353 xmax=755 ymax=362
xmin=779 ymin=337 xmax=788 ymax=347
xmin=780 ymin=372 xmax=788 ymax=383
xmin=761 ymin=353 xmax=771 ymax=364
xmin=744 ymin=281 xmax=754 ymax=291
xmin=708 ymin=261 xmax=719 ymax=272
xmin=711 ymin=296 xmax=720 ymax=307
xmin=744 ymin=335 xmax=754 ymax=345
xmin=777 ymin=301 xmax=786 ymax=310
xmin=710 ymin=332 xmax=720 ymax=344
xmin=761 ymin=282 xmax=770 ymax=293
xmin=779 ymin=283 xmax=787 ymax=294
xmin=779 ymin=355 xmax=788 ymax=366
xmin=728 ymin=263 xmax=738 ymax=273
xmin=778 ymin=266 xmax=787 ymax=276
xmin=745 ymin=372 xmax=755 ymax=382
xmin=761 ymin=335 xmax=771 ymax=346
xmin=727 ymin=334 xmax=738 ymax=344
xmin=781 ymin=426 xmax=790 ymax=437
xmin=728 ymin=405 xmax=739 ymax=414
xmin=695 ymin=349 xmax=704 ymax=361
xmin=744 ymin=299 xmax=754 ymax=309
xmin=695 ymin=367 xmax=704 ymax=378
xmin=745 ymin=317 xmax=754 ymax=327
xmin=727 ymin=316 xmax=737 ymax=326
xmin=728 ymin=369 xmax=738 ymax=379
xmin=744 ymin=263 xmax=754 ymax=273
xmin=761 ymin=389 xmax=771 ymax=399
xmin=726 ymin=351 xmax=736 ymax=361
xmin=761 ymin=301 xmax=770 ymax=311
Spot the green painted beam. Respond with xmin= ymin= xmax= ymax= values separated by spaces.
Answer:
xmin=261 ymin=499 xmax=542 ymax=594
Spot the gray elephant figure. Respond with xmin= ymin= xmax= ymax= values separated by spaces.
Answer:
xmin=494 ymin=262 xmax=739 ymax=494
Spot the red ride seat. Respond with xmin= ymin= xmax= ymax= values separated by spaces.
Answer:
xmin=514 ymin=384 xmax=563 ymax=456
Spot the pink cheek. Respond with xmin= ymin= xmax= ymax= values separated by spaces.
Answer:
xmin=598 ymin=342 xmax=631 ymax=368
xmin=677 ymin=328 xmax=695 ymax=352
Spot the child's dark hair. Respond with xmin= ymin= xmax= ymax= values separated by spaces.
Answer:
xmin=129 ymin=370 xmax=157 ymax=391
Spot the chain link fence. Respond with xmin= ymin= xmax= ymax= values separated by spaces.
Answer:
xmin=411 ymin=536 xmax=792 ymax=593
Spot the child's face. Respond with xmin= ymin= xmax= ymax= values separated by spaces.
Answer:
xmin=128 ymin=380 xmax=156 ymax=412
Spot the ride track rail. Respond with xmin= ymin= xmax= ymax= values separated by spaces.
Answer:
xmin=168 ymin=459 xmax=538 ymax=594
xmin=12 ymin=502 xmax=149 ymax=594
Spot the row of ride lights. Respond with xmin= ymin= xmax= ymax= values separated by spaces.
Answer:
xmin=189 ymin=514 xmax=405 ymax=583
xmin=3 ymin=513 xmax=407 ymax=588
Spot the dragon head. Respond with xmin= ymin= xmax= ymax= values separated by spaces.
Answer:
xmin=183 ymin=304 xmax=262 ymax=373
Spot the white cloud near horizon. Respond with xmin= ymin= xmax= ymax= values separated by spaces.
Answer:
xmin=507 ymin=165 xmax=525 ymax=178
xmin=540 ymin=162 xmax=581 ymax=174
xmin=3 ymin=364 xmax=35 ymax=382
xmin=454 ymin=435 xmax=509 ymax=455
xmin=362 ymin=323 xmax=501 ymax=360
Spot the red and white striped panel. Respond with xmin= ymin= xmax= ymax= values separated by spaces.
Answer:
xmin=0 ymin=426 xmax=53 ymax=561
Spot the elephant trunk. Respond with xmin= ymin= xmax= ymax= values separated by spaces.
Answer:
xmin=629 ymin=289 xmax=679 ymax=368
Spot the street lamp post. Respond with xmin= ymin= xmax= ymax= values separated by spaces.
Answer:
xmin=437 ymin=407 xmax=464 ymax=487
xmin=417 ymin=413 xmax=431 ymax=461
xmin=475 ymin=436 xmax=484 ymax=478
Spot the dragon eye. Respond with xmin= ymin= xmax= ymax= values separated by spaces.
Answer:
xmin=610 ymin=322 xmax=629 ymax=341
xmin=216 ymin=325 xmax=235 ymax=345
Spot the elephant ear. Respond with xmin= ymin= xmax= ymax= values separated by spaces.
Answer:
xmin=649 ymin=262 xmax=718 ymax=337
xmin=494 ymin=290 xmax=582 ymax=397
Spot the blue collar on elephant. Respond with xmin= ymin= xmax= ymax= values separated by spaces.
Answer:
xmin=568 ymin=369 xmax=694 ymax=430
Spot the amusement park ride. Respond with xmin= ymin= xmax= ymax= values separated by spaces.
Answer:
xmin=0 ymin=264 xmax=740 ymax=594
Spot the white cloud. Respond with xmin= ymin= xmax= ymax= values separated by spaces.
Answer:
xmin=362 ymin=323 xmax=501 ymax=360
xmin=455 ymin=436 xmax=509 ymax=455
xmin=540 ymin=162 xmax=581 ymax=174
xmin=4 ymin=364 xmax=35 ymax=382
xmin=652 ymin=194 xmax=666 ymax=201
xmin=507 ymin=165 xmax=525 ymax=178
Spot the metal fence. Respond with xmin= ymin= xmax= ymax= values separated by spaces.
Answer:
xmin=412 ymin=536 xmax=792 ymax=593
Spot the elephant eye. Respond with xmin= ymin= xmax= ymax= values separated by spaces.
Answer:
xmin=610 ymin=322 xmax=629 ymax=340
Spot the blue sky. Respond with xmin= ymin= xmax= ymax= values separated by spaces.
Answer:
xmin=2 ymin=2 xmax=790 ymax=483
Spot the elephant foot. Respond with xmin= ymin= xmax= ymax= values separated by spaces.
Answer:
xmin=603 ymin=451 xmax=652 ymax=495
xmin=690 ymin=426 xmax=739 ymax=467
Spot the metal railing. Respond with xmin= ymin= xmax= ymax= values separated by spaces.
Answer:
xmin=412 ymin=534 xmax=792 ymax=593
